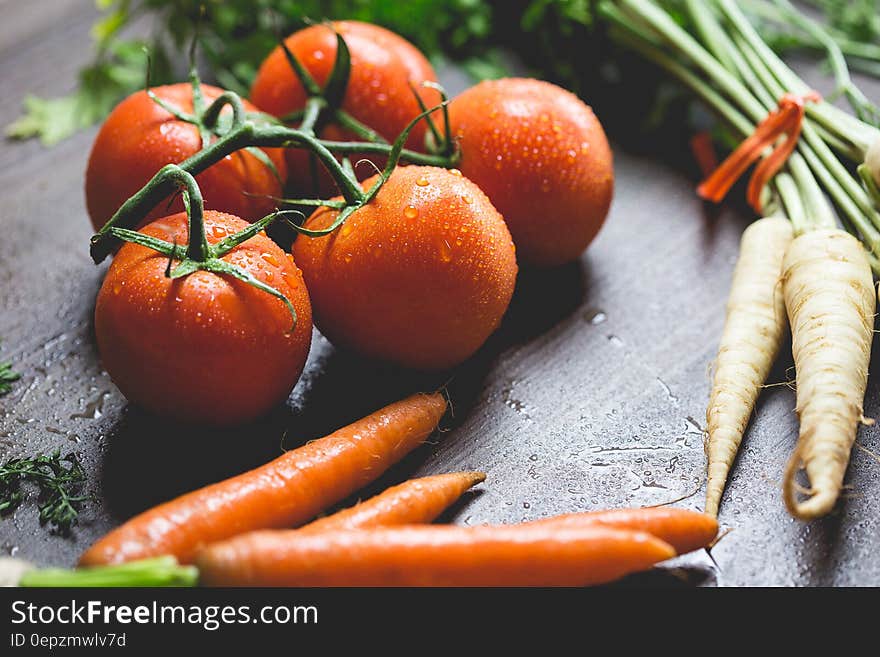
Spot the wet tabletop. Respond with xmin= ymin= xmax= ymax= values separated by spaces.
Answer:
xmin=2 ymin=0 xmax=879 ymax=586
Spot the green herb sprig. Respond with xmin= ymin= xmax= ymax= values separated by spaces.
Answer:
xmin=0 ymin=451 xmax=90 ymax=535
xmin=0 ymin=361 xmax=19 ymax=396
xmin=0 ymin=340 xmax=20 ymax=397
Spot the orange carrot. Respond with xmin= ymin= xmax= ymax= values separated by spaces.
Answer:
xmin=196 ymin=524 xmax=676 ymax=587
xmin=300 ymin=471 xmax=485 ymax=533
xmin=526 ymin=507 xmax=718 ymax=555
xmin=80 ymin=393 xmax=446 ymax=566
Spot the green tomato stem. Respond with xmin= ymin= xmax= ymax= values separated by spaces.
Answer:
xmin=202 ymin=91 xmax=246 ymax=132
xmin=298 ymin=96 xmax=326 ymax=135
xmin=317 ymin=140 xmax=460 ymax=167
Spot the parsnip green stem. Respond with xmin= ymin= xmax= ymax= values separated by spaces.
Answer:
xmin=716 ymin=0 xmax=878 ymax=156
xmin=609 ymin=0 xmax=880 ymax=250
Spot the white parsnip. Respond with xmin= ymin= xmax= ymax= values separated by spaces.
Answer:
xmin=705 ymin=216 xmax=793 ymax=517
xmin=782 ymin=229 xmax=875 ymax=520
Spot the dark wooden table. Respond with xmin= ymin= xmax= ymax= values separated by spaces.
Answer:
xmin=2 ymin=0 xmax=879 ymax=586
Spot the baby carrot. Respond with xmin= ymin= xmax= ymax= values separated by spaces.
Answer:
xmin=196 ymin=524 xmax=676 ymax=587
xmin=525 ymin=507 xmax=718 ymax=554
xmin=80 ymin=393 xmax=446 ymax=566
xmin=300 ymin=471 xmax=485 ymax=533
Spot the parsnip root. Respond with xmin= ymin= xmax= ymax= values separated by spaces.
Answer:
xmin=782 ymin=228 xmax=875 ymax=520
xmin=705 ymin=217 xmax=793 ymax=516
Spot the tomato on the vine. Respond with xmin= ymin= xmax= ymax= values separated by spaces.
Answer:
xmin=292 ymin=165 xmax=517 ymax=370
xmin=95 ymin=211 xmax=312 ymax=426
xmin=86 ymin=84 xmax=287 ymax=232
xmin=449 ymin=78 xmax=614 ymax=267
xmin=250 ymin=21 xmax=440 ymax=195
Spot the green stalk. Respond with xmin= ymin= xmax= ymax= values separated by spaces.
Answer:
xmin=618 ymin=0 xmax=768 ymax=123
xmin=605 ymin=18 xmax=752 ymax=135
xmin=685 ymin=0 xmax=737 ymax=75
xmin=90 ymin=124 xmax=255 ymax=262
xmin=179 ymin=172 xmax=208 ymax=262
xmin=315 ymin=140 xmax=460 ymax=168
xmin=201 ymin=91 xmax=246 ymax=132
xmin=702 ymin=16 xmax=841 ymax=231
xmin=775 ymin=171 xmax=807 ymax=233
xmin=20 ymin=557 xmax=198 ymax=588
xmin=298 ymin=96 xmax=326 ymax=135
xmin=769 ymin=0 xmax=879 ymax=125
xmin=731 ymin=27 xmax=880 ymax=240
xmin=334 ymin=109 xmax=387 ymax=143
xmin=786 ymin=150 xmax=835 ymax=230
xmin=716 ymin=0 xmax=879 ymax=155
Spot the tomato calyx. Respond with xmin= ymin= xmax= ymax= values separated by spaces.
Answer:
xmin=108 ymin=165 xmax=302 ymax=329
xmin=278 ymin=25 xmax=391 ymax=145
xmin=146 ymin=64 xmax=285 ymax=187
xmin=410 ymin=81 xmax=456 ymax=158
xmin=277 ymin=24 xmax=458 ymax=162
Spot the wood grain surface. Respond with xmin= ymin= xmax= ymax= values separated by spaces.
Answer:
xmin=1 ymin=0 xmax=879 ymax=586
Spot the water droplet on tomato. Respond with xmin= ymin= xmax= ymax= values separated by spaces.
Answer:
xmin=439 ymin=239 xmax=453 ymax=263
xmin=343 ymin=252 xmax=353 ymax=263
xmin=449 ymin=169 xmax=462 ymax=177
xmin=340 ymin=222 xmax=353 ymax=237
xmin=462 ymin=196 xmax=472 ymax=204
xmin=211 ymin=225 xmax=228 ymax=239
xmin=261 ymin=252 xmax=279 ymax=267
xmin=403 ymin=205 xmax=419 ymax=219
xmin=416 ymin=176 xmax=429 ymax=187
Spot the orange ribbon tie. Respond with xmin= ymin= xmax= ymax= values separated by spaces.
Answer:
xmin=696 ymin=91 xmax=821 ymax=213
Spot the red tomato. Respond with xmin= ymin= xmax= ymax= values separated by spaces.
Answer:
xmin=95 ymin=211 xmax=312 ymax=426
xmin=292 ymin=166 xmax=517 ymax=369
xmin=250 ymin=21 xmax=440 ymax=195
xmin=449 ymin=78 xmax=614 ymax=266
xmin=86 ymin=84 xmax=287 ymax=233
